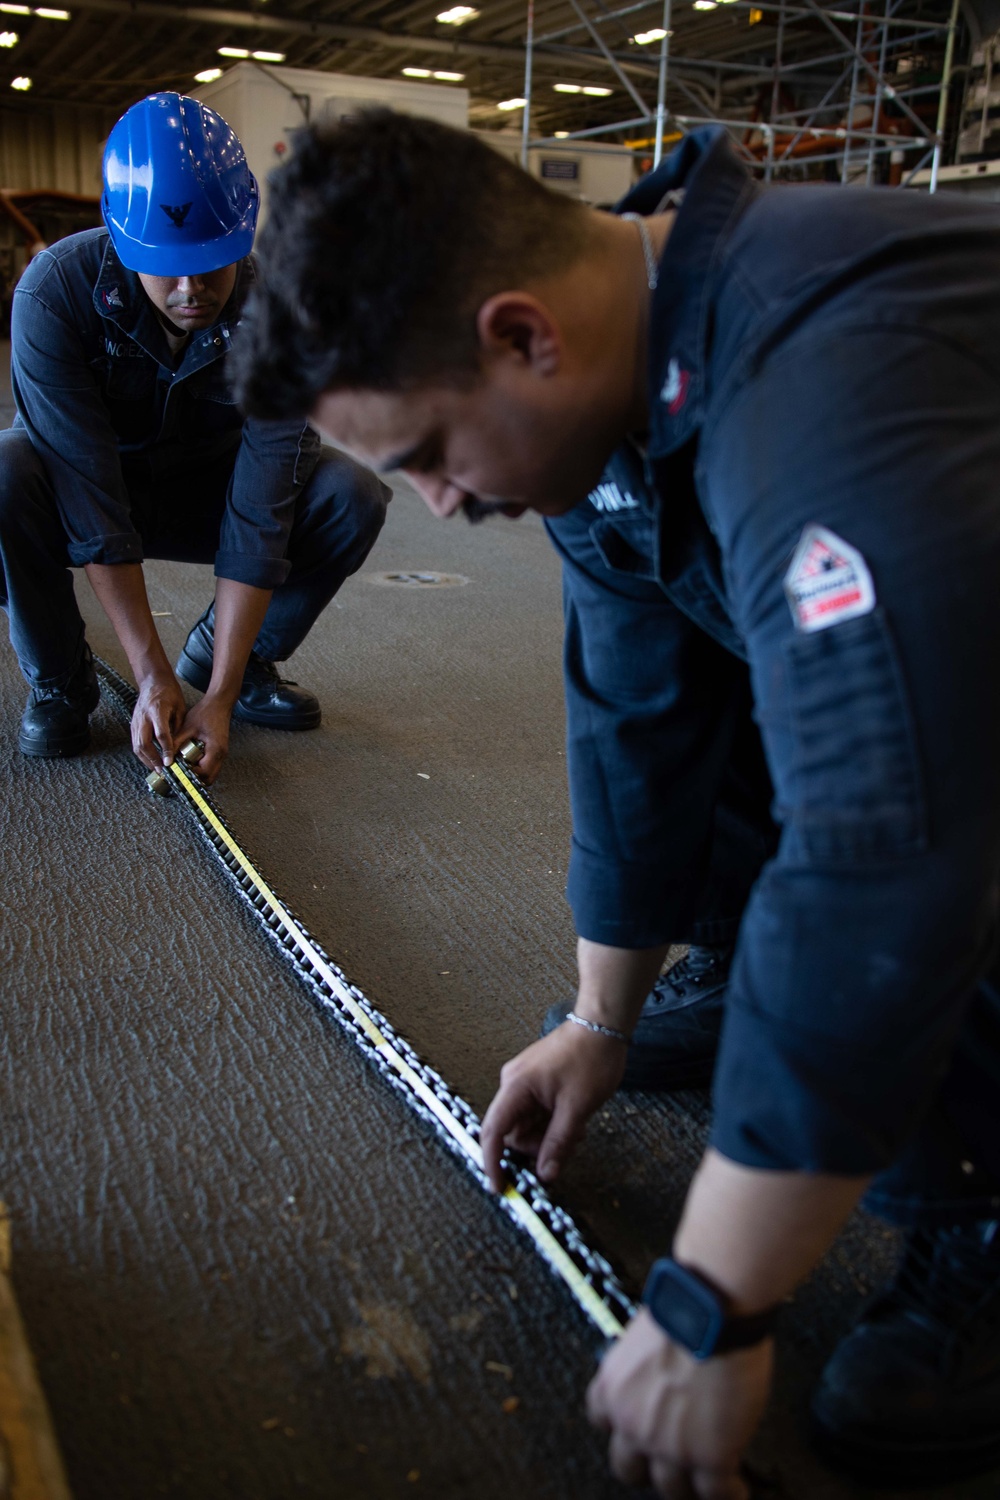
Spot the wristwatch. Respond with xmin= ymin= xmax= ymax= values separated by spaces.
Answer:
xmin=642 ymin=1256 xmax=781 ymax=1360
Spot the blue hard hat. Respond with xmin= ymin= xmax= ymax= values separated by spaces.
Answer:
xmin=102 ymin=92 xmax=259 ymax=275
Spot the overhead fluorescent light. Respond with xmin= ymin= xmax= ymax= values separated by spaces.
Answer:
xmin=554 ymin=130 xmax=570 ymax=138
xmin=218 ymin=45 xmax=250 ymax=57
xmin=433 ymin=69 xmax=464 ymax=80
xmin=582 ymin=85 xmax=612 ymax=95
xmin=402 ymin=66 xmax=432 ymax=76
xmin=34 ymin=5 xmax=69 ymax=15
xmin=0 ymin=30 xmax=17 ymax=43
xmin=554 ymin=82 xmax=581 ymax=93
xmin=0 ymin=6 xmax=29 ymax=13
xmin=693 ymin=1 xmax=718 ymax=9
xmin=194 ymin=67 xmax=223 ymax=82
xmin=633 ymin=26 xmax=671 ymax=42
xmin=496 ymin=97 xmax=526 ymax=110
xmin=437 ymin=5 xmax=478 ymax=21
xmin=251 ymin=49 xmax=285 ymax=61
xmin=11 ymin=72 xmax=30 ymax=87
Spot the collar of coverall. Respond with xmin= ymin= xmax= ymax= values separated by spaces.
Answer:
xmin=92 ymin=233 xmax=254 ymax=356
xmin=616 ymin=125 xmax=758 ymax=467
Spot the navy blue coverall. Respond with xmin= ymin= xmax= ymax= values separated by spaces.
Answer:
xmin=1 ymin=229 xmax=389 ymax=690
xmin=546 ymin=129 xmax=1000 ymax=1226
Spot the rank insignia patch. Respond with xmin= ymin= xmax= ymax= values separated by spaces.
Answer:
xmin=784 ymin=524 xmax=876 ymax=633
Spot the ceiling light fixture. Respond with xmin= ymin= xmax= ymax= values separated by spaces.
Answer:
xmin=554 ymin=130 xmax=570 ymax=138
xmin=251 ymin=49 xmax=285 ymax=61
xmin=194 ymin=67 xmax=222 ymax=82
xmin=218 ymin=45 xmax=250 ymax=57
xmin=583 ymin=85 xmax=612 ymax=95
xmin=11 ymin=72 xmax=30 ymax=86
xmin=0 ymin=29 xmax=17 ymax=43
xmin=433 ymin=69 xmax=464 ymax=80
xmin=693 ymin=1 xmax=718 ymax=9
xmin=633 ymin=26 xmax=671 ymax=42
xmin=437 ymin=5 xmax=478 ymax=22
xmin=33 ymin=6 xmax=69 ymax=15
xmin=554 ymin=82 xmax=581 ymax=93
xmin=402 ymin=66 xmax=431 ymax=76
xmin=496 ymin=97 xmax=526 ymax=110
xmin=0 ymin=5 xmax=29 ymax=13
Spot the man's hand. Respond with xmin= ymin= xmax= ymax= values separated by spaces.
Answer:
xmin=587 ymin=1309 xmax=773 ymax=1499
xmin=175 ymin=694 xmax=232 ymax=785
xmin=479 ymin=1023 xmax=627 ymax=1191
xmin=132 ymin=670 xmax=188 ymax=770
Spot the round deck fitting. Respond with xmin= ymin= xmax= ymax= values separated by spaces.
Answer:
xmin=369 ymin=571 xmax=469 ymax=588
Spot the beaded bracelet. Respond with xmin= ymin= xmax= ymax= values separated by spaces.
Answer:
xmin=566 ymin=1011 xmax=631 ymax=1045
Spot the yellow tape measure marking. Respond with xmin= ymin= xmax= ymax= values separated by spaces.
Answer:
xmin=165 ymin=758 xmax=627 ymax=1339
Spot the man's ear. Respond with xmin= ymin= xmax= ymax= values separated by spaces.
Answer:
xmin=476 ymin=292 xmax=562 ymax=376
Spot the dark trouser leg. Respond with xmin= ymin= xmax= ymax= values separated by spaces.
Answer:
xmin=684 ymin=678 xmax=778 ymax=947
xmin=811 ymin=961 xmax=1000 ymax=1485
xmin=864 ymin=958 xmax=1000 ymax=1228
xmin=543 ymin=692 xmax=775 ymax=1069
xmin=0 ymin=428 xmax=87 ymax=688
xmin=253 ymin=449 xmax=390 ymax=661
xmin=586 ymin=678 xmax=778 ymax=1091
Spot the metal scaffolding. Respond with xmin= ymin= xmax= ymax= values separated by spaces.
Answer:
xmin=519 ymin=0 xmax=964 ymax=188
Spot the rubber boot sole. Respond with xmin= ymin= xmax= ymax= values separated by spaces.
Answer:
xmin=18 ymin=722 xmax=92 ymax=757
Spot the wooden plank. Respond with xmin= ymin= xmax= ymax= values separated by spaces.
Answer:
xmin=0 ymin=1202 xmax=72 ymax=1500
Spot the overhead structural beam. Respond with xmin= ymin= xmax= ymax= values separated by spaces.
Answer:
xmin=58 ymin=0 xmax=767 ymax=94
xmin=54 ymin=0 xmax=534 ymax=64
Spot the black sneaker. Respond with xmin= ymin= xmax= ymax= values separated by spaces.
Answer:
xmin=18 ymin=642 xmax=100 ymax=758
xmin=176 ymin=605 xmax=321 ymax=731
xmin=540 ymin=943 xmax=731 ymax=1091
xmin=811 ymin=1219 xmax=1000 ymax=1486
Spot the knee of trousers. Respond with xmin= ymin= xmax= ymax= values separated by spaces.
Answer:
xmin=0 ymin=429 xmax=56 ymax=534
xmin=301 ymin=450 xmax=391 ymax=555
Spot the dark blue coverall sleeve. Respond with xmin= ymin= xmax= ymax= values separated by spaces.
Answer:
xmin=11 ymin=247 xmax=319 ymax=590
xmin=703 ymin=320 xmax=1000 ymax=1175
xmin=546 ymin=500 xmax=754 ymax=950
xmin=11 ymin=274 xmax=142 ymax=567
xmin=216 ymin=415 xmax=320 ymax=589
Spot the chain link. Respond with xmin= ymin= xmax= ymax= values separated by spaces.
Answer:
xmin=96 ymin=658 xmax=637 ymax=1333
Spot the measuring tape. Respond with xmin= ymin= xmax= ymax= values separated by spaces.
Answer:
xmin=96 ymin=658 xmax=635 ymax=1341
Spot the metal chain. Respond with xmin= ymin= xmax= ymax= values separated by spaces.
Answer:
xmin=95 ymin=657 xmax=637 ymax=1333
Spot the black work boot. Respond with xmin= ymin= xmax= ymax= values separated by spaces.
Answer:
xmin=540 ymin=943 xmax=732 ymax=1091
xmin=176 ymin=605 xmax=321 ymax=730
xmin=18 ymin=642 xmax=100 ymax=757
xmin=811 ymin=1219 xmax=1000 ymax=1486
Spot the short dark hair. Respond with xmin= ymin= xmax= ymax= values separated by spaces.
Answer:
xmin=230 ymin=108 xmax=591 ymax=420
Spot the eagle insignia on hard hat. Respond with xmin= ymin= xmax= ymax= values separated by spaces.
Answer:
xmin=160 ymin=202 xmax=193 ymax=229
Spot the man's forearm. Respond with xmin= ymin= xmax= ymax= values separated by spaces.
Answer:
xmin=206 ymin=577 xmax=272 ymax=704
xmin=672 ymin=1148 xmax=871 ymax=1314
xmin=575 ymin=936 xmax=670 ymax=1033
xmin=85 ymin=561 xmax=173 ymax=682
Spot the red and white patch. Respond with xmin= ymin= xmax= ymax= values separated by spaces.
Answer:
xmin=783 ymin=525 xmax=875 ymax=633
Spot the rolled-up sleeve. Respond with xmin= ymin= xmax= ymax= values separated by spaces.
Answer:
xmin=215 ymin=415 xmax=320 ymax=589
xmin=11 ymin=278 xmax=141 ymax=566
xmin=546 ymin=500 xmax=755 ymax=950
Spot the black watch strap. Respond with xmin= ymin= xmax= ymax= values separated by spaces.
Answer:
xmin=643 ymin=1256 xmax=781 ymax=1360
